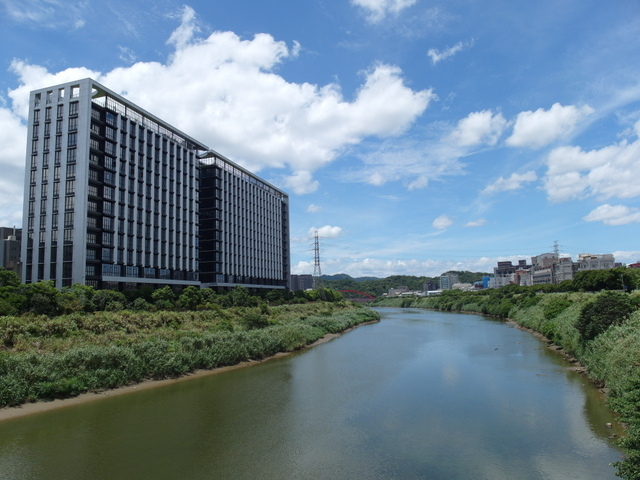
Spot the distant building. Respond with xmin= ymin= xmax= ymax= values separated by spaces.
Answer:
xmin=451 ymin=283 xmax=474 ymax=291
xmin=290 ymin=274 xmax=314 ymax=291
xmin=388 ymin=286 xmax=409 ymax=296
xmin=439 ymin=273 xmax=460 ymax=290
xmin=0 ymin=227 xmax=22 ymax=278
xmin=577 ymin=254 xmax=615 ymax=271
xmin=423 ymin=280 xmax=437 ymax=292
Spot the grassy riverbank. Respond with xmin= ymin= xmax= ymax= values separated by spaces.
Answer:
xmin=374 ymin=291 xmax=640 ymax=480
xmin=0 ymin=301 xmax=379 ymax=409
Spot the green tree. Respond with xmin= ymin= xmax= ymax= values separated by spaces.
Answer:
xmin=576 ymin=290 xmax=637 ymax=342
xmin=21 ymin=281 xmax=62 ymax=316
xmin=178 ymin=286 xmax=203 ymax=310
xmin=92 ymin=289 xmax=127 ymax=311
xmin=0 ymin=268 xmax=20 ymax=288
xmin=152 ymin=285 xmax=176 ymax=309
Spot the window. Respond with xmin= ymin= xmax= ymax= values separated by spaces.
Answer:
xmin=67 ymin=149 xmax=77 ymax=163
xmin=56 ymin=104 xmax=64 ymax=118
xmin=65 ymin=196 xmax=75 ymax=211
xmin=102 ymin=248 xmax=113 ymax=262
xmin=65 ymin=180 xmax=75 ymax=195
xmin=87 ymin=233 xmax=97 ymax=244
xmin=69 ymin=102 xmax=79 ymax=115
xmin=103 ymin=186 xmax=115 ymax=200
xmin=68 ymin=117 xmax=78 ymax=131
xmin=86 ymin=265 xmax=96 ymax=276
xmin=64 ymin=212 xmax=74 ymax=228
xmin=103 ymin=202 xmax=114 ymax=215
xmin=86 ymin=249 xmax=97 ymax=260
xmin=103 ymin=232 xmax=113 ymax=246
xmin=45 ymin=107 xmax=52 ymax=121
xmin=56 ymin=119 xmax=63 ymax=135
xmin=88 ymin=185 xmax=98 ymax=197
xmin=68 ymin=133 xmax=77 ymax=147
xmin=66 ymin=164 xmax=75 ymax=179
xmin=53 ymin=166 xmax=60 ymax=181
xmin=103 ymin=217 xmax=113 ymax=230
xmin=87 ymin=200 xmax=98 ymax=212
xmin=64 ymin=228 xmax=73 ymax=243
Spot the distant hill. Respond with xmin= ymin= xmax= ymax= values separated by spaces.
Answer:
xmin=319 ymin=271 xmax=490 ymax=297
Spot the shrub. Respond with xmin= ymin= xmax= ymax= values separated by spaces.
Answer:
xmin=241 ymin=311 xmax=269 ymax=330
xmin=576 ymin=291 xmax=636 ymax=342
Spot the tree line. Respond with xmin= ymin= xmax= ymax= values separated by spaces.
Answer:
xmin=0 ymin=268 xmax=343 ymax=318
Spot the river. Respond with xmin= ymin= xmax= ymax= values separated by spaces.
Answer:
xmin=0 ymin=308 xmax=625 ymax=479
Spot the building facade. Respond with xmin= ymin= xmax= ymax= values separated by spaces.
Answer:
xmin=199 ymin=151 xmax=289 ymax=290
xmin=22 ymin=78 xmax=289 ymax=291
xmin=439 ymin=272 xmax=460 ymax=290
xmin=0 ymin=227 xmax=22 ymax=278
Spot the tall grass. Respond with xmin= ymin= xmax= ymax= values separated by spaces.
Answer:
xmin=0 ymin=303 xmax=379 ymax=408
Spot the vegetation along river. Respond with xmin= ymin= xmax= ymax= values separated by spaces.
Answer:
xmin=0 ymin=307 xmax=625 ymax=479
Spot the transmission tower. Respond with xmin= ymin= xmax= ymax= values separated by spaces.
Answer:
xmin=313 ymin=230 xmax=322 ymax=288
xmin=553 ymin=240 xmax=560 ymax=256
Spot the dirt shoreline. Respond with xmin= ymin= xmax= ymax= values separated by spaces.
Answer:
xmin=0 ymin=322 xmax=376 ymax=423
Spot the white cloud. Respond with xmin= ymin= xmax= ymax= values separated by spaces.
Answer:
xmin=612 ymin=251 xmax=640 ymax=264
xmin=506 ymin=103 xmax=594 ymax=149
xmin=427 ymin=40 xmax=473 ymax=65
xmin=308 ymin=225 xmax=342 ymax=239
xmin=447 ymin=110 xmax=506 ymax=147
xmin=544 ymin=120 xmax=640 ymax=202
xmin=465 ymin=218 xmax=487 ymax=227
xmin=351 ymin=0 xmax=417 ymax=23
xmin=0 ymin=106 xmax=28 ymax=226
xmin=2 ymin=0 xmax=87 ymax=29
xmin=282 ymin=171 xmax=320 ymax=195
xmin=482 ymin=171 xmax=537 ymax=195
xmin=306 ymin=204 xmax=321 ymax=213
xmin=432 ymin=214 xmax=453 ymax=230
xmin=291 ymin=255 xmax=502 ymax=278
xmin=7 ymin=7 xmax=432 ymax=196
xmin=583 ymin=204 xmax=640 ymax=225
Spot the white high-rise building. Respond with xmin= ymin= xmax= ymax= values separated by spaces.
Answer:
xmin=22 ymin=78 xmax=289 ymax=291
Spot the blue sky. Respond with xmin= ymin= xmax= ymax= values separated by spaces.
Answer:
xmin=1 ymin=0 xmax=640 ymax=277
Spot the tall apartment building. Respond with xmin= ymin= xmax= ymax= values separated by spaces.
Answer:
xmin=22 ymin=78 xmax=289 ymax=291
xmin=198 ymin=150 xmax=289 ymax=290
xmin=439 ymin=272 xmax=460 ymax=290
xmin=0 ymin=227 xmax=22 ymax=278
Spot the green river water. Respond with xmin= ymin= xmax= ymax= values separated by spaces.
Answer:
xmin=0 ymin=308 xmax=625 ymax=479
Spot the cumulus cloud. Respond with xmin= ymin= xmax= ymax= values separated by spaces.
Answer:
xmin=291 ymin=255 xmax=513 ymax=278
xmin=2 ymin=0 xmax=87 ymax=29
xmin=506 ymin=103 xmax=594 ymax=149
xmin=427 ymin=40 xmax=473 ymax=65
xmin=432 ymin=214 xmax=453 ymax=230
xmin=7 ymin=6 xmax=432 ymax=196
xmin=351 ymin=0 xmax=417 ymax=23
xmin=583 ymin=204 xmax=640 ymax=225
xmin=544 ymin=120 xmax=640 ymax=202
xmin=309 ymin=225 xmax=342 ymax=239
xmin=0 ymin=107 xmax=27 ymax=225
xmin=447 ymin=110 xmax=506 ymax=147
xmin=482 ymin=171 xmax=537 ymax=195
xmin=465 ymin=218 xmax=487 ymax=227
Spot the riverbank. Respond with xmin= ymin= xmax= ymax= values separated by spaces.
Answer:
xmin=0 ymin=301 xmax=380 ymax=412
xmin=373 ymin=292 xmax=640 ymax=479
xmin=0 ymin=320 xmax=377 ymax=422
